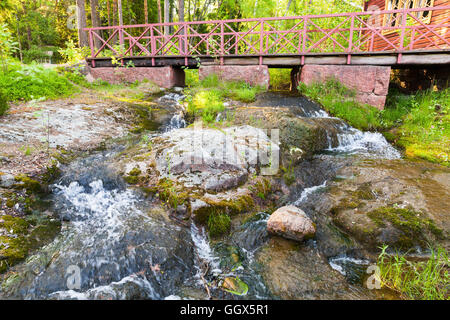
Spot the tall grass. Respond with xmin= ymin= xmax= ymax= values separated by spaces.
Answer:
xmin=377 ymin=245 xmax=449 ymax=300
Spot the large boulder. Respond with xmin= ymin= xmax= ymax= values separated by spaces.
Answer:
xmin=151 ymin=125 xmax=279 ymax=192
xmin=267 ymin=205 xmax=316 ymax=242
xmin=326 ymin=159 xmax=449 ymax=252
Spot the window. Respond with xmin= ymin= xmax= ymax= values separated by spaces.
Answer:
xmin=383 ymin=0 xmax=434 ymax=30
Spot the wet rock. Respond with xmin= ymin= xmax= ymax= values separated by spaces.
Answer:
xmin=0 ymin=173 xmax=15 ymax=188
xmin=231 ymin=104 xmax=339 ymax=165
xmin=267 ymin=205 xmax=316 ymax=242
xmin=151 ymin=125 xmax=278 ymax=192
xmin=257 ymin=238 xmax=375 ymax=300
xmin=326 ymin=159 xmax=449 ymax=252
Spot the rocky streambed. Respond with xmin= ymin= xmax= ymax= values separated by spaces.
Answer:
xmin=0 ymin=90 xmax=448 ymax=300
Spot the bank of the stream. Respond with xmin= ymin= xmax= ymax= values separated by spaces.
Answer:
xmin=1 ymin=73 xmax=448 ymax=300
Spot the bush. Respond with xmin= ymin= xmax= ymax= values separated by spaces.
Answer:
xmin=0 ymin=89 xmax=8 ymax=116
xmin=269 ymin=68 xmax=291 ymax=90
xmin=23 ymin=45 xmax=62 ymax=64
xmin=0 ymin=62 xmax=76 ymax=102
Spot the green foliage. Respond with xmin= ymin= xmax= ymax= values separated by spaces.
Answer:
xmin=59 ymin=40 xmax=90 ymax=64
xmin=185 ymin=68 xmax=200 ymax=87
xmin=299 ymin=80 xmax=449 ymax=166
xmin=186 ymin=88 xmax=225 ymax=123
xmin=269 ymin=68 xmax=291 ymax=90
xmin=0 ymin=62 xmax=76 ymax=102
xmin=298 ymin=79 xmax=382 ymax=131
xmin=185 ymin=72 xmax=264 ymax=123
xmin=0 ymin=88 xmax=8 ymax=116
xmin=386 ymin=88 xmax=449 ymax=167
xmin=377 ymin=245 xmax=449 ymax=300
xmin=208 ymin=211 xmax=231 ymax=237
xmin=23 ymin=45 xmax=62 ymax=64
xmin=0 ymin=23 xmax=18 ymax=72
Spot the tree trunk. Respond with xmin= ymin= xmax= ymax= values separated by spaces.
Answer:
xmin=144 ymin=0 xmax=149 ymax=24
xmin=90 ymin=0 xmax=102 ymax=49
xmin=164 ymin=0 xmax=169 ymax=35
xmin=117 ymin=0 xmax=123 ymax=46
xmin=178 ymin=0 xmax=184 ymax=22
xmin=76 ymin=0 xmax=89 ymax=48
xmin=112 ymin=0 xmax=117 ymax=43
xmin=117 ymin=0 xmax=123 ymax=26
xmin=178 ymin=0 xmax=185 ymax=52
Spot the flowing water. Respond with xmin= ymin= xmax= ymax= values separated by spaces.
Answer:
xmin=1 ymin=92 xmax=401 ymax=300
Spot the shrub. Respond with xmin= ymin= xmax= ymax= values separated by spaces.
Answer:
xmin=0 ymin=89 xmax=8 ymax=116
xmin=58 ymin=40 xmax=90 ymax=64
xmin=269 ymin=68 xmax=291 ymax=90
xmin=0 ymin=62 xmax=76 ymax=102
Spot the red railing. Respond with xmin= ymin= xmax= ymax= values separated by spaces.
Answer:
xmin=84 ymin=6 xmax=450 ymax=66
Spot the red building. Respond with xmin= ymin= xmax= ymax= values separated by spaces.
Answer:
xmin=363 ymin=0 xmax=449 ymax=51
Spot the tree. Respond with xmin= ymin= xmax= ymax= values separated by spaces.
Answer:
xmin=90 ymin=0 xmax=102 ymax=49
xmin=144 ymin=0 xmax=149 ymax=24
xmin=164 ymin=0 xmax=169 ymax=35
xmin=178 ymin=0 xmax=184 ymax=22
xmin=0 ymin=23 xmax=18 ymax=72
xmin=76 ymin=0 xmax=88 ymax=47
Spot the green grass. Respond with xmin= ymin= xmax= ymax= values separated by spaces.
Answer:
xmin=299 ymin=79 xmax=450 ymax=166
xmin=298 ymin=79 xmax=382 ymax=131
xmin=386 ymin=89 xmax=449 ymax=166
xmin=377 ymin=245 xmax=449 ymax=300
xmin=0 ymin=62 xmax=77 ymax=102
xmin=185 ymin=72 xmax=264 ymax=123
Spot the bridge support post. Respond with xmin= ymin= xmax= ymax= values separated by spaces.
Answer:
xmin=198 ymin=65 xmax=270 ymax=89
xmin=88 ymin=66 xmax=185 ymax=88
xmin=298 ymin=65 xmax=391 ymax=109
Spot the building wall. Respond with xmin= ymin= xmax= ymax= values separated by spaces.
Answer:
xmin=364 ymin=0 xmax=449 ymax=51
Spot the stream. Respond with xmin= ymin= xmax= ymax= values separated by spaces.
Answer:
xmin=1 ymin=91 xmax=402 ymax=300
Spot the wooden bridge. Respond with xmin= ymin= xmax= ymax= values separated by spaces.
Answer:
xmin=85 ymin=6 xmax=450 ymax=67
xmin=84 ymin=6 xmax=450 ymax=108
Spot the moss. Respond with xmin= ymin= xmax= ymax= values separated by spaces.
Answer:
xmin=41 ymin=162 xmax=62 ymax=184
xmin=13 ymin=174 xmax=42 ymax=193
xmin=367 ymin=206 xmax=444 ymax=249
xmin=355 ymin=183 xmax=376 ymax=200
xmin=0 ymin=215 xmax=61 ymax=274
xmin=157 ymin=178 xmax=189 ymax=210
xmin=251 ymin=178 xmax=272 ymax=200
xmin=208 ymin=211 xmax=231 ymax=237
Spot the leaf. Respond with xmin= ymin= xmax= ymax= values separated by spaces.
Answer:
xmin=222 ymin=276 xmax=249 ymax=296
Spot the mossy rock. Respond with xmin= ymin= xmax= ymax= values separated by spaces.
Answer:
xmin=332 ymin=205 xmax=445 ymax=252
xmin=0 ymin=215 xmax=61 ymax=274
xmin=13 ymin=175 xmax=42 ymax=193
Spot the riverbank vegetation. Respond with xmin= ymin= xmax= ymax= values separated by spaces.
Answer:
xmin=299 ymin=80 xmax=449 ymax=167
xmin=185 ymin=72 xmax=264 ymax=123
xmin=377 ymin=245 xmax=449 ymax=300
